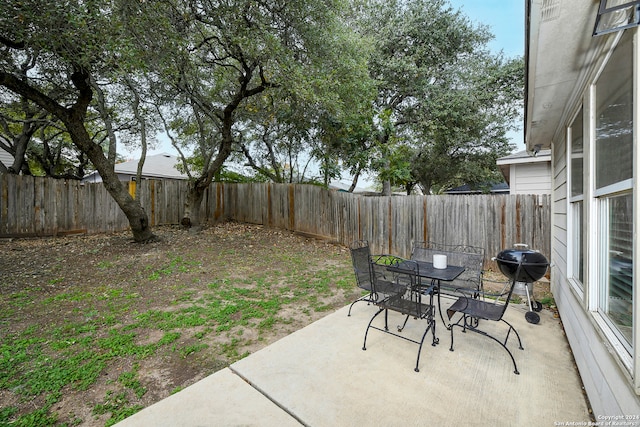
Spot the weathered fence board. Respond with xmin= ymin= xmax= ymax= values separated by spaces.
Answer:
xmin=0 ymin=174 xmax=550 ymax=265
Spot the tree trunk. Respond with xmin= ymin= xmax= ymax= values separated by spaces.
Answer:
xmin=182 ymin=179 xmax=206 ymax=230
xmin=379 ymin=131 xmax=392 ymax=196
xmin=129 ymin=79 xmax=147 ymax=201
xmin=92 ymin=81 xmax=118 ymax=165
xmin=404 ymin=182 xmax=414 ymax=195
xmin=382 ymin=180 xmax=391 ymax=196
xmin=180 ymin=137 xmax=231 ymax=230
xmin=9 ymin=133 xmax=29 ymax=174
xmin=8 ymin=107 xmax=39 ymax=174
xmin=0 ymin=71 xmax=156 ymax=242
xmin=71 ymin=121 xmax=155 ymax=242
xmin=348 ymin=167 xmax=361 ymax=193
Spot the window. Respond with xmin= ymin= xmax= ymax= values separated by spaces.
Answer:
xmin=570 ymin=108 xmax=585 ymax=287
xmin=599 ymin=193 xmax=634 ymax=347
xmin=593 ymin=0 xmax=640 ymax=36
xmin=595 ymin=35 xmax=633 ymax=192
xmin=594 ymin=30 xmax=634 ymax=352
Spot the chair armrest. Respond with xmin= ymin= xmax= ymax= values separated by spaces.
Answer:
xmin=419 ymin=283 xmax=437 ymax=295
xmin=370 ymin=254 xmax=406 ymax=265
xmin=369 ymin=254 xmax=409 ymax=285
xmin=370 ymin=255 xmax=406 ymax=278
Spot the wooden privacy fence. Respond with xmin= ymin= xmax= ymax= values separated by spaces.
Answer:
xmin=0 ymin=175 xmax=550 ymax=266
xmin=223 ymin=183 xmax=551 ymax=265
xmin=0 ymin=174 xmax=187 ymax=236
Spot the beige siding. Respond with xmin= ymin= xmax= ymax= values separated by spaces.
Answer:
xmin=552 ymin=136 xmax=568 ymax=280
xmin=547 ymin=58 xmax=640 ymax=416
xmin=511 ymin=162 xmax=552 ymax=195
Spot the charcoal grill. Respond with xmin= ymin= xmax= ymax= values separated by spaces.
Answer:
xmin=495 ymin=244 xmax=549 ymax=324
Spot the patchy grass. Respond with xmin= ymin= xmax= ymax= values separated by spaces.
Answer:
xmin=0 ymin=223 xmax=357 ymax=426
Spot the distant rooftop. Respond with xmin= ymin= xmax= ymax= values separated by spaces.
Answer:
xmin=113 ymin=153 xmax=189 ymax=179
xmin=83 ymin=153 xmax=189 ymax=182
xmin=445 ymin=182 xmax=509 ymax=195
xmin=0 ymin=148 xmax=13 ymax=168
xmin=497 ymin=149 xmax=551 ymax=165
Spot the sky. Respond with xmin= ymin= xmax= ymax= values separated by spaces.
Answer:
xmin=129 ymin=0 xmax=527 ymax=163
xmin=448 ymin=0 xmax=526 ymax=151
xmin=448 ymin=0 xmax=525 ymax=58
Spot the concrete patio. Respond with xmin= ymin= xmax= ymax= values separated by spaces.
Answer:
xmin=115 ymin=297 xmax=591 ymax=426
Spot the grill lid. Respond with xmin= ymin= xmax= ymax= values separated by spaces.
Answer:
xmin=495 ymin=244 xmax=549 ymax=283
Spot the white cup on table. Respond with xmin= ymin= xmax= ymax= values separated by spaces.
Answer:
xmin=433 ymin=254 xmax=447 ymax=269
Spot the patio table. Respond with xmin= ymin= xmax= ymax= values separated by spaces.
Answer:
xmin=387 ymin=260 xmax=466 ymax=327
xmin=388 ymin=259 xmax=465 ymax=283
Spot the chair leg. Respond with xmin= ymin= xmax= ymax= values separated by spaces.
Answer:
xmin=486 ymin=332 xmax=520 ymax=375
xmin=449 ymin=319 xmax=456 ymax=352
xmin=414 ymin=318 xmax=435 ymax=372
xmin=362 ymin=308 xmax=384 ymax=350
xmin=431 ymin=317 xmax=439 ymax=347
xmin=397 ymin=314 xmax=410 ymax=332
xmin=449 ymin=315 xmax=521 ymax=375
xmin=449 ymin=313 xmax=470 ymax=351
xmin=348 ymin=293 xmax=374 ymax=316
xmin=362 ymin=302 xmax=438 ymax=372
xmin=501 ymin=319 xmax=524 ymax=350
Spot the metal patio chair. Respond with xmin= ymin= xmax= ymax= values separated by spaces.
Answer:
xmin=411 ymin=241 xmax=485 ymax=293
xmin=411 ymin=241 xmax=485 ymax=325
xmin=348 ymin=240 xmax=405 ymax=316
xmin=446 ymin=261 xmax=524 ymax=375
xmin=362 ymin=258 xmax=438 ymax=372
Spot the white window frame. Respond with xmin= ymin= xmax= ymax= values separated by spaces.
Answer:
xmin=567 ymin=107 xmax=586 ymax=297
xmin=596 ymin=191 xmax=634 ymax=357
xmin=585 ymin=28 xmax=637 ymax=375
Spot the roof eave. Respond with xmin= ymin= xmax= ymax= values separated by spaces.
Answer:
xmin=525 ymin=0 xmax=602 ymax=152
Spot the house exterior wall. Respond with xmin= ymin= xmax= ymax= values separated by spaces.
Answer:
xmin=553 ymin=124 xmax=640 ymax=416
xmin=547 ymin=30 xmax=640 ymax=416
xmin=509 ymin=162 xmax=552 ymax=195
xmin=551 ymin=124 xmax=640 ymax=416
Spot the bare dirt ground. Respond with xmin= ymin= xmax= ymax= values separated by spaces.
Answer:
xmin=0 ymin=222 xmax=358 ymax=426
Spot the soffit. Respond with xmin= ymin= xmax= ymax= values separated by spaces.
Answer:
xmin=526 ymin=0 xmax=602 ymax=151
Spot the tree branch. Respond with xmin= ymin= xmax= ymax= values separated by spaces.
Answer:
xmin=0 ymin=72 xmax=69 ymax=120
xmin=0 ymin=35 xmax=25 ymax=49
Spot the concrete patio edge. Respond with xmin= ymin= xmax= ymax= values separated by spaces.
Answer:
xmin=115 ymin=302 xmax=591 ymax=426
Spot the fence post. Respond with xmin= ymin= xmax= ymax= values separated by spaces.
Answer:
xmin=288 ymin=184 xmax=295 ymax=231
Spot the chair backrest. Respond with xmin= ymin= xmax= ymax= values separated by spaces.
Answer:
xmin=350 ymin=240 xmax=373 ymax=291
xmin=411 ymin=241 xmax=484 ymax=291
xmin=369 ymin=254 xmax=412 ymax=297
